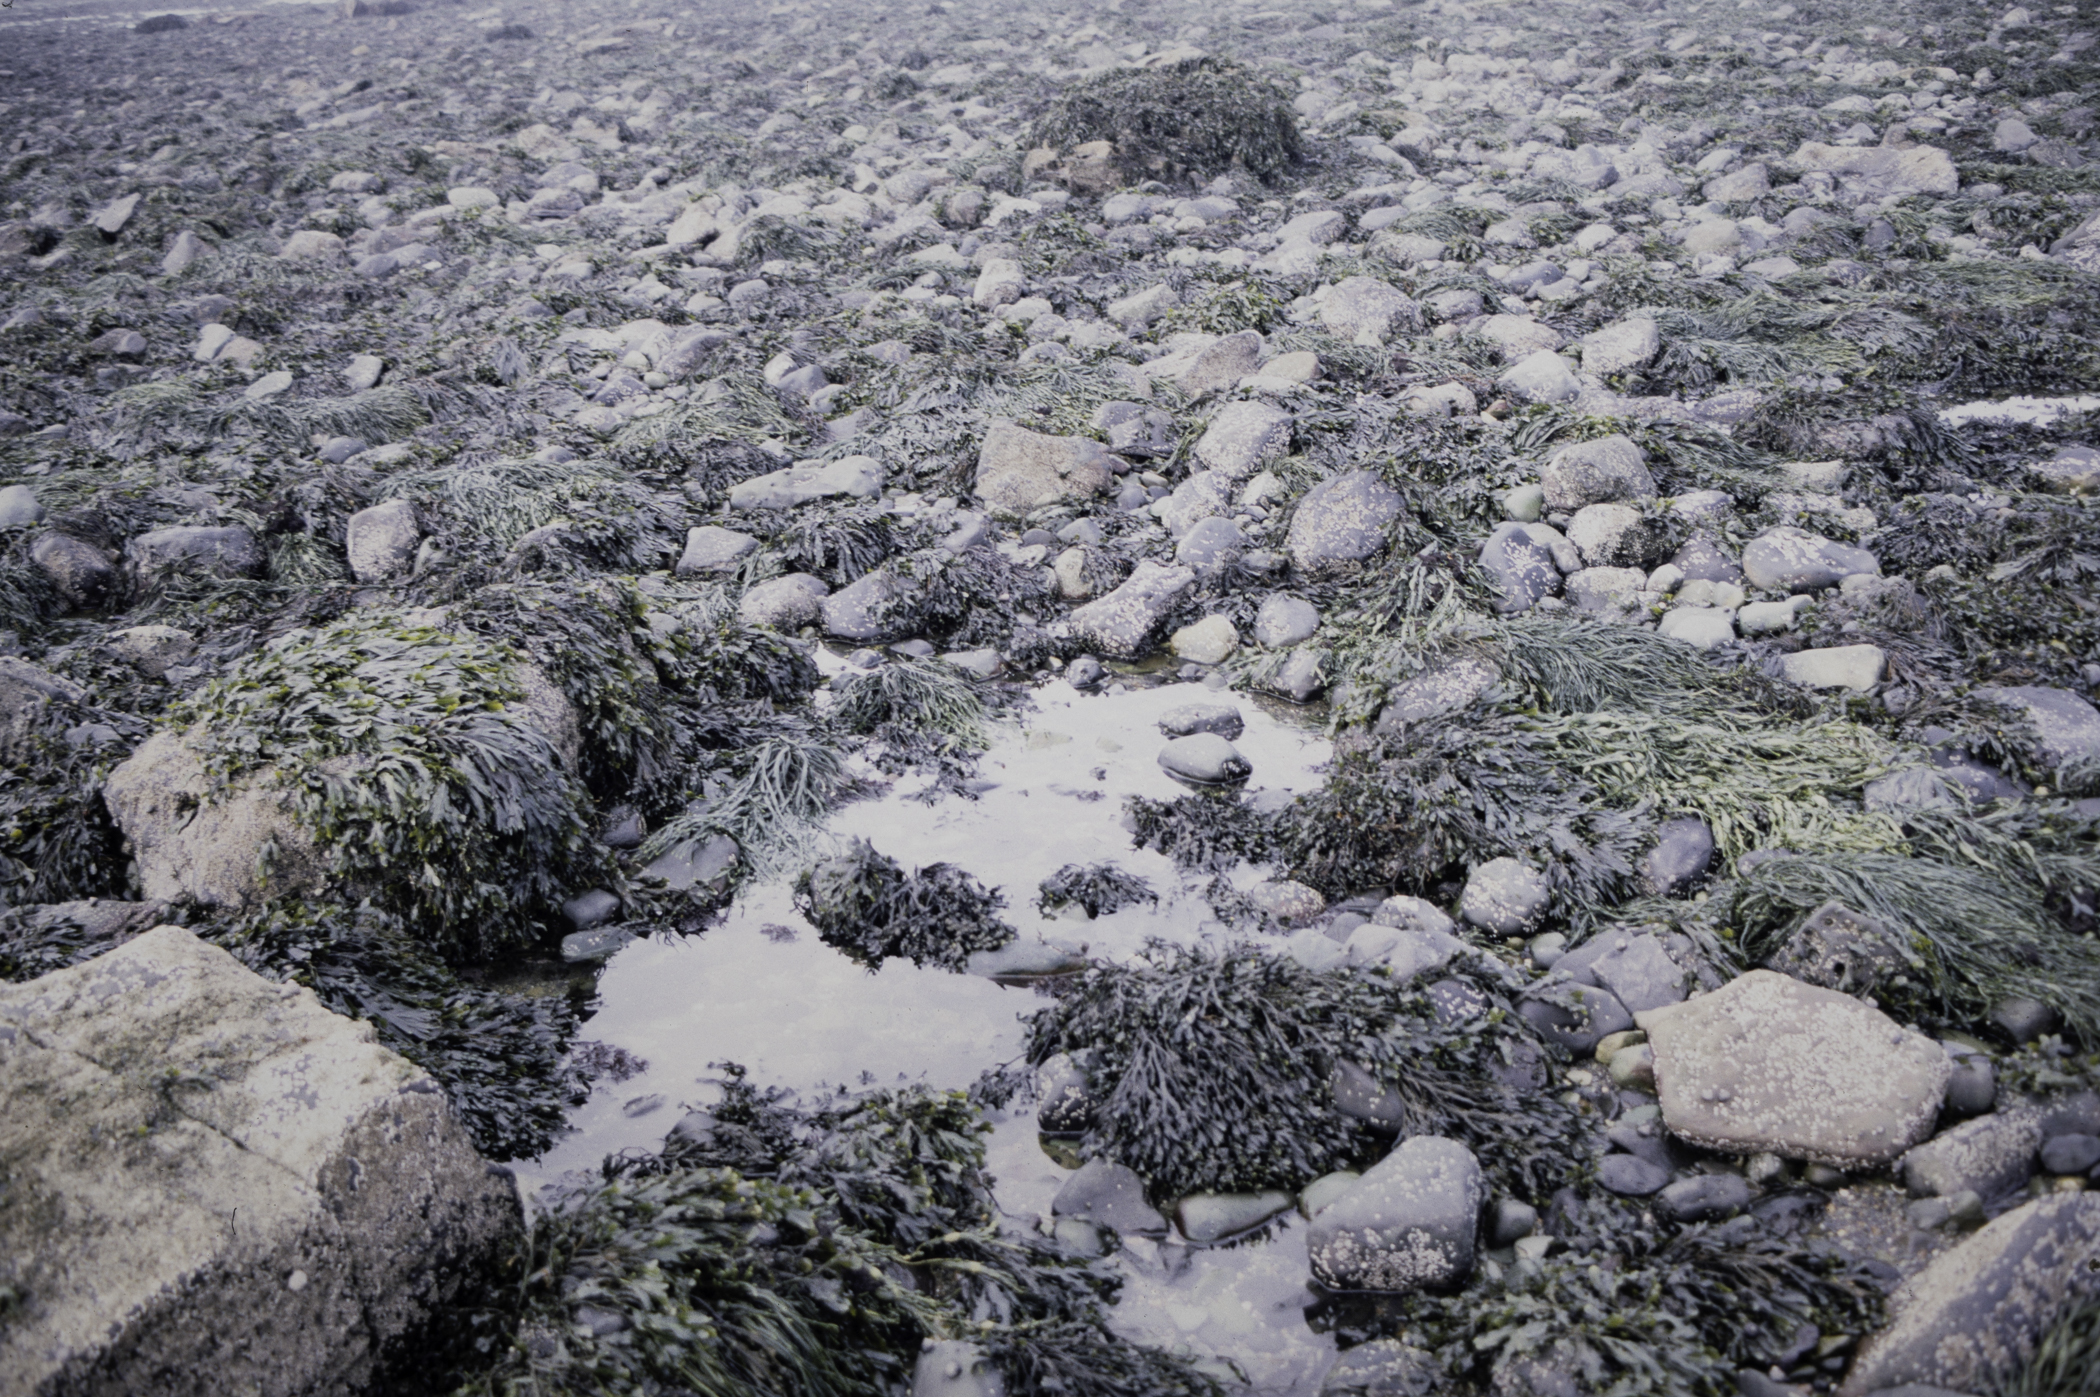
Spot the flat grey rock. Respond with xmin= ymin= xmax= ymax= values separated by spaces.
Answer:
xmin=1740 ymin=526 xmax=1879 ymax=593
xmin=1343 ymin=921 xmax=1466 ymax=981
xmin=1899 ymin=1110 xmax=2042 ymax=1202
xmin=1158 ymin=702 xmax=1244 ymax=740
xmin=1375 ymin=656 xmax=1500 ymax=732
xmin=0 ymin=927 xmax=519 ymax=1396
xmin=677 ymin=525 xmax=759 ymax=575
xmin=1638 ymin=970 xmax=1951 ymax=1167
xmin=1518 ymin=980 xmax=1633 ymax=1055
xmin=1174 ymin=1190 xmax=1294 ymax=1244
xmin=975 ymin=420 xmax=1115 ymax=518
xmin=1497 ymin=348 xmax=1580 ymax=404
xmin=1590 ymin=931 xmax=1688 ymax=1015
xmin=1067 ymin=561 xmax=1195 ymax=660
xmin=728 ymin=455 xmax=883 ymax=509
xmin=1370 ymin=895 xmax=1456 ymax=938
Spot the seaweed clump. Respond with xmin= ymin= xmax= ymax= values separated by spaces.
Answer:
xmin=169 ymin=611 xmax=612 ymax=959
xmin=2007 ymin=1297 xmax=2100 ymax=1397
xmin=1729 ymin=803 xmax=2100 ymax=1043
xmin=1029 ymin=57 xmax=1303 ymax=186
xmin=1036 ymin=862 xmax=1156 ymax=919
xmin=829 ymin=656 xmax=991 ymax=767
xmin=794 ymin=838 xmax=1016 ymax=970
xmin=448 ymin=1079 xmax=1222 ymax=1397
xmin=1022 ymin=941 xmax=1581 ymax=1200
xmin=1331 ymin=1197 xmax=1888 ymax=1396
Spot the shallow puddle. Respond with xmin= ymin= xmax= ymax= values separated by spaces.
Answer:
xmin=526 ymin=676 xmax=1337 ymax=1391
xmin=1939 ymin=392 xmax=2100 ymax=428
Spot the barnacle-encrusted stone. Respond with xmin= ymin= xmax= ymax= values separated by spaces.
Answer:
xmin=1637 ymin=969 xmax=1951 ymax=1167
xmin=1306 ymin=1135 xmax=1482 ymax=1293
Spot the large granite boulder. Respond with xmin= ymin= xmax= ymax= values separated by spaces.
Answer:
xmin=0 ymin=926 xmax=521 ymax=1395
xmin=1636 ymin=970 xmax=1951 ymax=1167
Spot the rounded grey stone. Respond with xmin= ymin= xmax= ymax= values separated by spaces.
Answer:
xmin=1174 ymin=515 xmax=1244 ymax=581
xmin=1478 ymin=523 xmax=1560 ymax=614
xmin=2039 ymin=1132 xmax=2100 ymax=1176
xmin=1286 ymin=471 xmax=1406 ymax=575
xmin=1307 ymin=1136 xmax=1483 ymax=1293
xmin=1158 ymin=703 xmax=1243 ymax=740
xmin=1655 ymin=1172 xmax=1751 ymax=1222
xmin=738 ymin=573 xmax=830 ymax=630
xmin=1487 ymin=1198 xmax=1538 ymax=1247
xmin=0 ymin=484 xmax=47 ymax=528
xmin=1596 ymin=1153 xmax=1670 ymax=1197
xmin=1459 ymin=857 xmax=1550 ymax=935
xmin=1540 ymin=434 xmax=1656 ymax=511
xmin=1641 ymin=817 xmax=1715 ymax=898
xmin=1157 ymin=733 xmax=1250 ymax=785
xmin=1051 ymin=1158 xmax=1166 ymax=1236
xmin=1254 ymin=594 xmax=1320 ymax=649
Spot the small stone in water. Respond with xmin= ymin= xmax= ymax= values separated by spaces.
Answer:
xmin=1157 ymin=733 xmax=1250 ymax=785
xmin=1158 ymin=702 xmax=1244 ymax=740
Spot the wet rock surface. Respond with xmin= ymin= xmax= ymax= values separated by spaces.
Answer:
xmin=0 ymin=926 xmax=520 ymax=1395
xmin=6 ymin=0 xmax=2100 ymax=1392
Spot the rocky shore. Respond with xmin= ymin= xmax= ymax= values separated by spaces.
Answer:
xmin=3 ymin=0 xmax=2100 ymax=1392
